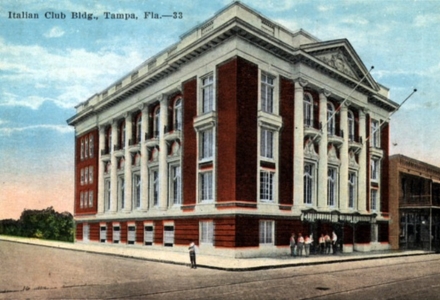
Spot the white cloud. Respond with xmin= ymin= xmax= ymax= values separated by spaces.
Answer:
xmin=44 ymin=26 xmax=65 ymax=38
xmin=414 ymin=14 xmax=440 ymax=27
xmin=0 ymin=124 xmax=73 ymax=136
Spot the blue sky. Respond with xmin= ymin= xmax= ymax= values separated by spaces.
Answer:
xmin=1 ymin=0 xmax=439 ymax=219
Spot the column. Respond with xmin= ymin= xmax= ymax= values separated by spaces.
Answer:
xmin=318 ymin=90 xmax=329 ymax=210
xmin=159 ymin=96 xmax=168 ymax=210
xmin=110 ymin=121 xmax=118 ymax=213
xmin=140 ymin=105 xmax=149 ymax=211
xmin=339 ymin=103 xmax=349 ymax=211
xmin=293 ymin=79 xmax=306 ymax=209
xmin=124 ymin=113 xmax=133 ymax=212
xmin=98 ymin=126 xmax=106 ymax=214
xmin=358 ymin=109 xmax=367 ymax=213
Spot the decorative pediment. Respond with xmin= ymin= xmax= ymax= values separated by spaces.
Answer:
xmin=349 ymin=150 xmax=359 ymax=169
xmin=328 ymin=144 xmax=340 ymax=165
xmin=315 ymin=49 xmax=358 ymax=80
xmin=304 ymin=139 xmax=319 ymax=160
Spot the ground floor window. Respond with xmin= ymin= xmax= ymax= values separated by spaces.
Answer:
xmin=113 ymin=226 xmax=120 ymax=244
xmin=82 ymin=224 xmax=89 ymax=242
xmin=164 ymin=225 xmax=174 ymax=247
xmin=200 ymin=221 xmax=214 ymax=245
xmin=128 ymin=226 xmax=136 ymax=245
xmin=144 ymin=225 xmax=154 ymax=246
xmin=259 ymin=220 xmax=274 ymax=245
xmin=100 ymin=226 xmax=107 ymax=243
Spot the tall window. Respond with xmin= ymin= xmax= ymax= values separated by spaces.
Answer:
xmin=119 ymin=121 xmax=126 ymax=149
xmin=84 ymin=137 xmax=89 ymax=158
xmin=371 ymin=119 xmax=380 ymax=148
xmin=304 ymin=163 xmax=314 ymax=205
xmin=151 ymin=170 xmax=159 ymax=206
xmin=200 ymin=171 xmax=213 ymax=202
xmin=260 ymin=171 xmax=274 ymax=202
xmin=200 ymin=129 xmax=213 ymax=160
xmin=144 ymin=225 xmax=154 ymax=246
xmin=303 ymin=93 xmax=313 ymax=127
xmin=89 ymin=166 xmax=93 ymax=184
xmin=202 ymin=75 xmax=214 ymax=113
xmin=348 ymin=110 xmax=355 ymax=141
xmin=80 ymin=192 xmax=84 ymax=208
xmin=105 ymin=180 xmax=111 ymax=211
xmin=80 ymin=139 xmax=84 ymax=160
xmin=348 ymin=172 xmax=357 ymax=209
xmin=154 ymin=107 xmax=160 ymax=138
xmin=371 ymin=189 xmax=378 ymax=211
xmin=100 ymin=226 xmax=107 ymax=243
xmin=106 ymin=127 xmax=112 ymax=153
xmin=136 ymin=113 xmax=142 ymax=144
xmin=171 ymin=165 xmax=182 ymax=205
xmin=261 ymin=72 xmax=274 ymax=113
xmin=84 ymin=168 xmax=89 ymax=185
xmin=259 ymin=220 xmax=274 ymax=245
xmin=174 ymin=98 xmax=182 ymax=131
xmin=88 ymin=191 xmax=94 ymax=207
xmin=89 ymin=135 xmax=94 ymax=158
xmin=200 ymin=221 xmax=214 ymax=244
xmin=371 ymin=158 xmax=380 ymax=181
xmin=118 ymin=177 xmax=125 ymax=209
xmin=80 ymin=169 xmax=84 ymax=186
xmin=164 ymin=226 xmax=175 ymax=247
xmin=327 ymin=168 xmax=337 ymax=207
xmin=327 ymin=103 xmax=336 ymax=135
xmin=260 ymin=128 xmax=274 ymax=159
xmin=133 ymin=174 xmax=141 ymax=209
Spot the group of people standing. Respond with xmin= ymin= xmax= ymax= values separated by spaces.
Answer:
xmin=290 ymin=231 xmax=338 ymax=257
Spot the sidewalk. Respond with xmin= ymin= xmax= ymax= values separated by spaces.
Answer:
xmin=0 ymin=235 xmax=433 ymax=271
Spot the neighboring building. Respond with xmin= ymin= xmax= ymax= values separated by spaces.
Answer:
xmin=389 ymin=154 xmax=440 ymax=252
xmin=67 ymin=1 xmax=399 ymax=257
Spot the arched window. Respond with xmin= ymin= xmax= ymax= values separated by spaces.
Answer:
xmin=327 ymin=103 xmax=335 ymax=135
xmin=303 ymin=93 xmax=313 ymax=127
xmin=304 ymin=163 xmax=314 ymax=205
xmin=348 ymin=110 xmax=355 ymax=141
xmin=174 ymin=98 xmax=182 ymax=131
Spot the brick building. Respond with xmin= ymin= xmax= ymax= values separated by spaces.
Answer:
xmin=389 ymin=154 xmax=440 ymax=252
xmin=67 ymin=2 xmax=398 ymax=257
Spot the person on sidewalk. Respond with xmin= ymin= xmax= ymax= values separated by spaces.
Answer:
xmin=304 ymin=235 xmax=311 ymax=257
xmin=324 ymin=233 xmax=331 ymax=254
xmin=297 ymin=233 xmax=304 ymax=257
xmin=289 ymin=233 xmax=297 ymax=257
xmin=319 ymin=233 xmax=325 ymax=254
xmin=332 ymin=231 xmax=338 ymax=255
xmin=188 ymin=242 xmax=197 ymax=269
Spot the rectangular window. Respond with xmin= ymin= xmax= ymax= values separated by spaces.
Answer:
xmin=84 ymin=138 xmax=89 ymax=158
xmin=304 ymin=163 xmax=314 ymax=205
xmin=144 ymin=225 xmax=154 ymax=246
xmin=104 ymin=180 xmax=111 ymax=211
xmin=202 ymin=75 xmax=214 ymax=113
xmin=371 ymin=189 xmax=378 ymax=211
xmin=89 ymin=166 xmax=93 ymax=184
xmin=261 ymin=72 xmax=274 ymax=113
xmin=80 ymin=139 xmax=84 ymax=160
xmin=113 ymin=226 xmax=120 ymax=244
xmin=151 ymin=170 xmax=159 ymax=206
xmin=127 ymin=226 xmax=136 ymax=245
xmin=259 ymin=220 xmax=274 ymax=244
xmin=200 ymin=221 xmax=214 ymax=244
xmin=327 ymin=168 xmax=337 ymax=207
xmin=133 ymin=173 xmax=141 ymax=209
xmin=371 ymin=158 xmax=380 ymax=181
xmin=260 ymin=171 xmax=274 ymax=202
xmin=260 ymin=128 xmax=274 ymax=159
xmin=89 ymin=135 xmax=94 ymax=158
xmin=200 ymin=171 xmax=213 ymax=202
xmin=371 ymin=119 xmax=380 ymax=148
xmin=84 ymin=191 xmax=88 ymax=208
xmin=164 ymin=226 xmax=174 ymax=247
xmin=171 ymin=165 xmax=182 ymax=205
xmin=348 ymin=172 xmax=357 ymax=209
xmin=200 ymin=129 xmax=213 ymax=160
xmin=80 ymin=168 xmax=84 ymax=186
xmin=80 ymin=192 xmax=84 ymax=208
xmin=88 ymin=191 xmax=93 ymax=207
xmin=118 ymin=177 xmax=125 ymax=209
xmin=100 ymin=226 xmax=107 ymax=243
xmin=84 ymin=167 xmax=89 ymax=185
xmin=83 ymin=224 xmax=89 ymax=242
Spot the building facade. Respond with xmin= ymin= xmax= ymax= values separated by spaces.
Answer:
xmin=389 ymin=154 xmax=440 ymax=252
xmin=67 ymin=2 xmax=398 ymax=257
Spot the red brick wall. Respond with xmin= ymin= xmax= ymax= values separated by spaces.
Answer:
xmin=74 ymin=129 xmax=99 ymax=216
xmin=154 ymin=220 xmax=164 ymax=245
xmin=175 ymin=218 xmax=199 ymax=245
xmin=236 ymin=216 xmax=259 ymax=247
xmin=275 ymin=219 xmax=302 ymax=246
xmin=182 ymin=78 xmax=197 ymax=206
xmin=217 ymin=56 xmax=258 ymax=202
xmin=136 ymin=221 xmax=144 ymax=244
xmin=120 ymin=221 xmax=127 ymax=243
xmin=75 ymin=223 xmax=83 ymax=240
xmin=90 ymin=223 xmax=99 ymax=242
xmin=215 ymin=217 xmax=236 ymax=247
xmin=381 ymin=122 xmax=390 ymax=213
xmin=279 ymin=77 xmax=295 ymax=205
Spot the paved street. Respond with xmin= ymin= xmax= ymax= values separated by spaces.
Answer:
xmin=1 ymin=241 xmax=440 ymax=299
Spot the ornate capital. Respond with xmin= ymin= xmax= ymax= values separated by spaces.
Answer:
xmin=320 ymin=88 xmax=331 ymax=98
xmin=298 ymin=78 xmax=309 ymax=88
